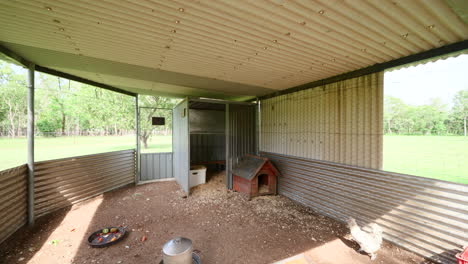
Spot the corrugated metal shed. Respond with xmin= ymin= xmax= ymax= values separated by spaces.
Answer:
xmin=386 ymin=49 xmax=468 ymax=72
xmin=34 ymin=150 xmax=135 ymax=217
xmin=262 ymin=152 xmax=468 ymax=264
xmin=0 ymin=165 xmax=27 ymax=245
xmin=140 ymin=152 xmax=173 ymax=181
xmin=261 ymin=72 xmax=384 ymax=169
xmin=0 ymin=0 xmax=467 ymax=98
xmin=173 ymin=99 xmax=190 ymax=193
xmin=226 ymin=104 xmax=257 ymax=188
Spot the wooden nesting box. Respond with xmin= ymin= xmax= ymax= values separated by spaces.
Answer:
xmin=232 ymin=154 xmax=280 ymax=198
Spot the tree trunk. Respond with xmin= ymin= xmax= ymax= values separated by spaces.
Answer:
xmin=140 ymin=131 xmax=150 ymax=149
xmin=61 ymin=113 xmax=66 ymax=135
xmin=143 ymin=137 xmax=148 ymax=149
xmin=464 ymin=116 xmax=467 ymax=137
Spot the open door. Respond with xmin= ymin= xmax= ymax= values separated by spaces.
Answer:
xmin=226 ymin=103 xmax=257 ymax=189
xmin=173 ymin=99 xmax=190 ymax=193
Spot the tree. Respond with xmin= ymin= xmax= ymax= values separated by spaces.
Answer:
xmin=0 ymin=61 xmax=27 ymax=137
xmin=139 ymin=96 xmax=178 ymax=149
xmin=451 ymin=89 xmax=468 ymax=136
xmin=384 ymin=96 xmax=408 ymax=134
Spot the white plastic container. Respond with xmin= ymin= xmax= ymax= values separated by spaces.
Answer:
xmin=189 ymin=165 xmax=206 ymax=188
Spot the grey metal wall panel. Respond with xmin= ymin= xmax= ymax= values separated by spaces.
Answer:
xmin=190 ymin=134 xmax=225 ymax=163
xmin=226 ymin=104 xmax=256 ymax=189
xmin=189 ymin=108 xmax=225 ymax=163
xmin=173 ymin=100 xmax=190 ymax=193
xmin=189 ymin=109 xmax=225 ymax=134
xmin=262 ymin=151 xmax=468 ymax=264
xmin=260 ymin=72 xmax=383 ymax=169
xmin=33 ymin=150 xmax=135 ymax=217
xmin=140 ymin=152 xmax=173 ymax=181
xmin=0 ymin=164 xmax=27 ymax=244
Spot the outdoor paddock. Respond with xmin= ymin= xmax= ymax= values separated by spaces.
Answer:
xmin=0 ymin=171 xmax=430 ymax=264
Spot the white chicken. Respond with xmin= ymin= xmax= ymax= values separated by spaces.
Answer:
xmin=347 ymin=218 xmax=383 ymax=260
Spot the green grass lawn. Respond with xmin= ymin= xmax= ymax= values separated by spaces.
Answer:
xmin=1 ymin=135 xmax=466 ymax=184
xmin=383 ymin=135 xmax=468 ymax=184
xmin=0 ymin=135 xmax=171 ymax=171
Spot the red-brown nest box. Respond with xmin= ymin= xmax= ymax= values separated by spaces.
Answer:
xmin=232 ymin=154 xmax=280 ymax=199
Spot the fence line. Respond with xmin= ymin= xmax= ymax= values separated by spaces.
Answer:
xmin=0 ymin=164 xmax=28 ymax=244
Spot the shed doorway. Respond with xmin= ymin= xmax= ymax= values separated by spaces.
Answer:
xmin=172 ymin=98 xmax=257 ymax=194
xmin=189 ymin=100 xmax=227 ymax=188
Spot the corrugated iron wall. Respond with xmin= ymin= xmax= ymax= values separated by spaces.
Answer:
xmin=190 ymin=134 xmax=225 ymax=163
xmin=0 ymin=164 xmax=28 ymax=244
xmin=189 ymin=107 xmax=225 ymax=163
xmin=2 ymin=1 xmax=468 ymax=93
xmin=34 ymin=150 xmax=135 ymax=217
xmin=259 ymin=72 xmax=467 ymax=263
xmin=226 ymin=104 xmax=256 ymax=189
xmin=262 ymin=152 xmax=468 ymax=264
xmin=140 ymin=152 xmax=173 ymax=181
xmin=173 ymin=100 xmax=190 ymax=193
xmin=260 ymin=72 xmax=383 ymax=169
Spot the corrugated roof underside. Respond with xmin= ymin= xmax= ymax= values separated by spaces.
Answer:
xmin=0 ymin=0 xmax=467 ymax=96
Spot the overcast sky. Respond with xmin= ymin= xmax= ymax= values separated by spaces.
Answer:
xmin=384 ymin=54 xmax=468 ymax=107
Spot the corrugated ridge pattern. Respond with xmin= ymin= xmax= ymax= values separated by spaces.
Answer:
xmin=262 ymin=152 xmax=468 ymax=264
xmin=0 ymin=164 xmax=28 ymax=244
xmin=190 ymin=134 xmax=225 ymax=163
xmin=34 ymin=150 xmax=135 ymax=217
xmin=0 ymin=0 xmax=466 ymax=90
xmin=260 ymin=72 xmax=383 ymax=169
xmin=227 ymin=104 xmax=256 ymax=188
xmin=173 ymin=100 xmax=190 ymax=193
xmin=140 ymin=152 xmax=173 ymax=181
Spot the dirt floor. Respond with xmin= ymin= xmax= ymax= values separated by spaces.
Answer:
xmin=0 ymin=170 xmax=435 ymax=264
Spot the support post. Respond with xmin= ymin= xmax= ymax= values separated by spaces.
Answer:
xmin=27 ymin=63 xmax=35 ymax=226
xmin=225 ymin=103 xmax=231 ymax=189
xmin=255 ymin=98 xmax=260 ymax=156
xmin=135 ymin=95 xmax=140 ymax=184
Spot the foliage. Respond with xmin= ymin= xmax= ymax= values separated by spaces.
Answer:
xmin=384 ymin=91 xmax=468 ymax=136
xmin=450 ymin=89 xmax=468 ymax=136
xmin=0 ymin=61 xmax=27 ymax=137
xmin=0 ymin=60 xmax=180 ymax=140
xmin=139 ymin=96 xmax=178 ymax=148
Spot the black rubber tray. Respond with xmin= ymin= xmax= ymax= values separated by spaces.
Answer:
xmin=87 ymin=227 xmax=126 ymax=248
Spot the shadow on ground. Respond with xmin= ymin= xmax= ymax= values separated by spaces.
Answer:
xmin=0 ymin=171 xmax=432 ymax=264
xmin=0 ymin=207 xmax=70 ymax=263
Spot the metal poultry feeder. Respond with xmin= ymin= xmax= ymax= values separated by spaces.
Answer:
xmin=160 ymin=237 xmax=201 ymax=264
